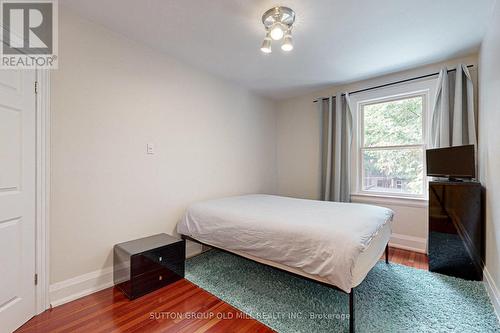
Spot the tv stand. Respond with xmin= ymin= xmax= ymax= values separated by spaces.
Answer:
xmin=447 ymin=177 xmax=464 ymax=182
xmin=428 ymin=180 xmax=484 ymax=280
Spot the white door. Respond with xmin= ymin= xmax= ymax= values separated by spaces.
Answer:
xmin=0 ymin=69 xmax=36 ymax=333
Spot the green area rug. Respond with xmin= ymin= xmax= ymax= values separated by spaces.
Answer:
xmin=185 ymin=250 xmax=499 ymax=333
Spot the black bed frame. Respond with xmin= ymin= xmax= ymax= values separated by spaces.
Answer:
xmin=182 ymin=235 xmax=390 ymax=333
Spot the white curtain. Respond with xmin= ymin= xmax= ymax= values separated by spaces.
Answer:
xmin=431 ymin=64 xmax=476 ymax=147
xmin=319 ymin=93 xmax=353 ymax=202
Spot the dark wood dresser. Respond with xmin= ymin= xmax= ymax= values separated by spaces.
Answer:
xmin=114 ymin=233 xmax=185 ymax=299
xmin=428 ymin=180 xmax=484 ymax=280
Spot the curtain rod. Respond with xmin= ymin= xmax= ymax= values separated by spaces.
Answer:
xmin=313 ymin=64 xmax=474 ymax=103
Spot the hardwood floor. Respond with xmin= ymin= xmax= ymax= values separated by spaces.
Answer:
xmin=17 ymin=247 xmax=428 ymax=333
xmin=385 ymin=247 xmax=428 ymax=271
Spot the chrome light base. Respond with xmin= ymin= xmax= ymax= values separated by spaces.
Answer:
xmin=262 ymin=6 xmax=295 ymax=30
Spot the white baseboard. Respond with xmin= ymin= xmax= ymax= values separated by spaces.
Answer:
xmin=186 ymin=240 xmax=203 ymax=258
xmin=49 ymin=267 xmax=114 ymax=308
xmin=50 ymin=241 xmax=207 ymax=308
xmin=49 ymin=234 xmax=426 ymax=308
xmin=484 ymin=267 xmax=500 ymax=322
xmin=389 ymin=233 xmax=427 ymax=253
xmin=49 ymin=244 xmax=205 ymax=308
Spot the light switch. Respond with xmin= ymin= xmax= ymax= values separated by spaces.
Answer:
xmin=146 ymin=143 xmax=155 ymax=155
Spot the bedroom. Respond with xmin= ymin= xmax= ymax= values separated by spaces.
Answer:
xmin=0 ymin=0 xmax=499 ymax=332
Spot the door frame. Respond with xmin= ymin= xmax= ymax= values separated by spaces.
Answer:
xmin=35 ymin=69 xmax=50 ymax=314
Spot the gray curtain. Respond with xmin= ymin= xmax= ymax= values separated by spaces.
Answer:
xmin=431 ymin=64 xmax=476 ymax=148
xmin=319 ymin=93 xmax=353 ymax=202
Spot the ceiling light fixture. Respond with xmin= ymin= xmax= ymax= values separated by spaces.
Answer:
xmin=261 ymin=6 xmax=295 ymax=53
xmin=270 ymin=23 xmax=286 ymax=40
xmin=281 ymin=32 xmax=293 ymax=51
xmin=260 ymin=34 xmax=272 ymax=53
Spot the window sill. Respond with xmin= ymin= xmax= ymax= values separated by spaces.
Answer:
xmin=350 ymin=193 xmax=428 ymax=208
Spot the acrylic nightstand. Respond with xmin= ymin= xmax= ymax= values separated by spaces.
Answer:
xmin=113 ymin=233 xmax=185 ymax=299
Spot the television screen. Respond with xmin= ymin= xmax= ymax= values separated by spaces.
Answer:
xmin=426 ymin=145 xmax=475 ymax=178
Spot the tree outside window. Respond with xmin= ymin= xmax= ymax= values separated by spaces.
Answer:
xmin=361 ymin=95 xmax=425 ymax=196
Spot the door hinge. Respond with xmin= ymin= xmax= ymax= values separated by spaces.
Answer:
xmin=34 ymin=273 xmax=38 ymax=285
xmin=34 ymin=81 xmax=38 ymax=94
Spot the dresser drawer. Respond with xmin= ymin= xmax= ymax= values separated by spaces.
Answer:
xmin=131 ymin=267 xmax=183 ymax=299
xmin=131 ymin=243 xmax=185 ymax=277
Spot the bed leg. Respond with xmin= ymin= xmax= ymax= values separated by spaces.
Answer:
xmin=385 ymin=244 xmax=389 ymax=264
xmin=349 ymin=290 xmax=355 ymax=333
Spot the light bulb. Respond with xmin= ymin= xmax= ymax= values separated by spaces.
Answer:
xmin=270 ymin=23 xmax=285 ymax=40
xmin=281 ymin=33 xmax=293 ymax=51
xmin=260 ymin=37 xmax=272 ymax=53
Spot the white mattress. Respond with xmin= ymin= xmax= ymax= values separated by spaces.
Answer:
xmin=209 ymin=222 xmax=391 ymax=289
xmin=177 ymin=194 xmax=393 ymax=292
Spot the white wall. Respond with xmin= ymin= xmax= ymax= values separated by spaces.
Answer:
xmin=50 ymin=8 xmax=277 ymax=286
xmin=478 ymin=0 xmax=500 ymax=315
xmin=276 ymin=54 xmax=478 ymax=253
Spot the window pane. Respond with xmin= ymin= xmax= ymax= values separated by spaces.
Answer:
xmin=363 ymin=148 xmax=424 ymax=195
xmin=363 ymin=96 xmax=423 ymax=147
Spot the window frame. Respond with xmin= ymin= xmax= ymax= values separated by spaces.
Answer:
xmin=350 ymin=80 xmax=436 ymax=201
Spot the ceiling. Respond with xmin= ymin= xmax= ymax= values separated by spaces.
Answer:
xmin=61 ymin=0 xmax=496 ymax=99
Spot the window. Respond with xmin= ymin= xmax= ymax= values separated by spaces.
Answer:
xmin=359 ymin=94 xmax=426 ymax=197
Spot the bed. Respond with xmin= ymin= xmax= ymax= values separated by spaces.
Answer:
xmin=177 ymin=194 xmax=394 ymax=333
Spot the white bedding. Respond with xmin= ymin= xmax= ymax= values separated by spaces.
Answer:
xmin=177 ymin=194 xmax=394 ymax=292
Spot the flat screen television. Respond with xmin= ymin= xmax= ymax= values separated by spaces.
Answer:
xmin=426 ymin=144 xmax=475 ymax=179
